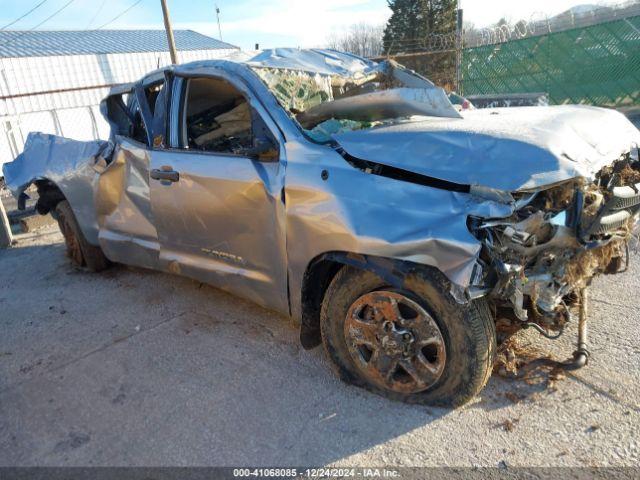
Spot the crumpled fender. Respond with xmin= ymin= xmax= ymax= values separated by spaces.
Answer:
xmin=2 ymin=132 xmax=113 ymax=244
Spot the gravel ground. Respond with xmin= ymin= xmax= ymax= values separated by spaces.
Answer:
xmin=0 ymin=222 xmax=638 ymax=468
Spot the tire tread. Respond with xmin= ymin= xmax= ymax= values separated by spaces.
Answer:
xmin=55 ymin=200 xmax=109 ymax=272
xmin=320 ymin=265 xmax=496 ymax=407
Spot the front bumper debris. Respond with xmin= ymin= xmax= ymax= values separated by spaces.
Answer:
xmin=469 ymin=153 xmax=640 ymax=340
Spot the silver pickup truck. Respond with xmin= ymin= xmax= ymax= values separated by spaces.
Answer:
xmin=4 ymin=49 xmax=640 ymax=406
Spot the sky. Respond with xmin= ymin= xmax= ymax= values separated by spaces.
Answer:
xmin=0 ymin=0 xmax=629 ymax=51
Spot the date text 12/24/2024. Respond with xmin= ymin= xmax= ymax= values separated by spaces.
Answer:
xmin=232 ymin=468 xmax=401 ymax=478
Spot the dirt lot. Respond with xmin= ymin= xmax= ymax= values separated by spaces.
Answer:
xmin=1 ymin=219 xmax=639 ymax=467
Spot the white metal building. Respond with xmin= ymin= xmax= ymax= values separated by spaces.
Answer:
xmin=0 ymin=29 xmax=240 ymax=167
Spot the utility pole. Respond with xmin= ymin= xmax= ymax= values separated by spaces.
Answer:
xmin=160 ymin=0 xmax=178 ymax=64
xmin=215 ymin=4 xmax=223 ymax=41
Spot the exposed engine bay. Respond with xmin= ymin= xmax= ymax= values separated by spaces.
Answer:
xmin=469 ymin=152 xmax=640 ymax=338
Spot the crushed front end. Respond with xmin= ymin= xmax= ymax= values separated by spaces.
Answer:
xmin=469 ymin=151 xmax=640 ymax=343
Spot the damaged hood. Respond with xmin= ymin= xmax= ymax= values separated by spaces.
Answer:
xmin=334 ymin=105 xmax=640 ymax=192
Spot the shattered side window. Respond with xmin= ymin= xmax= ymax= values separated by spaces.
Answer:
xmin=130 ymin=83 xmax=165 ymax=145
xmin=104 ymin=93 xmax=133 ymax=138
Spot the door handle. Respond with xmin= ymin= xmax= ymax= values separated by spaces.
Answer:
xmin=151 ymin=167 xmax=179 ymax=183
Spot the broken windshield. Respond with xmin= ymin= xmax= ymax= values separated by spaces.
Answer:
xmin=249 ymin=59 xmax=461 ymax=143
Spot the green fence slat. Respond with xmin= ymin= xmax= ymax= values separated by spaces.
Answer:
xmin=462 ymin=15 xmax=640 ymax=107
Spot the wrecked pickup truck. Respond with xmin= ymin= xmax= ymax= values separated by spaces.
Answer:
xmin=4 ymin=49 xmax=640 ymax=406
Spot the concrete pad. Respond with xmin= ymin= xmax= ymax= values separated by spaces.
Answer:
xmin=1 ymin=225 xmax=639 ymax=467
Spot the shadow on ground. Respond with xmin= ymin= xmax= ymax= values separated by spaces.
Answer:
xmin=1 ymin=231 xmax=639 ymax=467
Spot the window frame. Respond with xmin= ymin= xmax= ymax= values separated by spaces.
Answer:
xmin=180 ymin=77 xmax=254 ymax=156
xmin=128 ymin=93 xmax=151 ymax=146
xmin=133 ymin=79 xmax=167 ymax=147
xmin=164 ymin=71 xmax=282 ymax=162
xmin=99 ymin=87 xmax=155 ymax=151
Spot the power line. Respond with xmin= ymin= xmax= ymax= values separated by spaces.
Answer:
xmin=25 ymin=0 xmax=74 ymax=30
xmin=96 ymin=0 xmax=144 ymax=30
xmin=86 ymin=0 xmax=107 ymax=29
xmin=0 ymin=0 xmax=76 ymax=48
xmin=1 ymin=0 xmax=50 ymax=30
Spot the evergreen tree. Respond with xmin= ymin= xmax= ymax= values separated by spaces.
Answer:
xmin=383 ymin=0 xmax=457 ymax=54
xmin=382 ymin=0 xmax=458 ymax=88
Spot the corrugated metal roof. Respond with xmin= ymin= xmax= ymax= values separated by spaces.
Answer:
xmin=0 ymin=30 xmax=239 ymax=58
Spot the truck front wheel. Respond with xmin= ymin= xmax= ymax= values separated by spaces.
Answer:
xmin=54 ymin=200 xmax=110 ymax=272
xmin=320 ymin=266 xmax=496 ymax=407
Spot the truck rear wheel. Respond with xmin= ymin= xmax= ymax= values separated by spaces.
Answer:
xmin=55 ymin=200 xmax=109 ymax=272
xmin=320 ymin=266 xmax=496 ymax=407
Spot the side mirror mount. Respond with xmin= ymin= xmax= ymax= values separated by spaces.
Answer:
xmin=245 ymin=136 xmax=279 ymax=162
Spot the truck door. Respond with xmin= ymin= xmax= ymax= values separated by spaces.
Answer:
xmin=147 ymin=74 xmax=289 ymax=314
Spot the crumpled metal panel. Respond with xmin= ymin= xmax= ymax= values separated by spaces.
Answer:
xmin=143 ymin=63 xmax=291 ymax=315
xmin=2 ymin=132 xmax=112 ymax=244
xmin=297 ymin=87 xmax=461 ymax=128
xmin=334 ymin=105 xmax=640 ymax=191
xmin=95 ymin=138 xmax=160 ymax=270
xmin=283 ymin=139 xmax=514 ymax=319
xmin=244 ymin=48 xmax=379 ymax=77
xmin=147 ymin=147 xmax=289 ymax=314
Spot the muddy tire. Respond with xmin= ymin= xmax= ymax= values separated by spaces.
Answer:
xmin=320 ymin=266 xmax=496 ymax=407
xmin=55 ymin=200 xmax=109 ymax=272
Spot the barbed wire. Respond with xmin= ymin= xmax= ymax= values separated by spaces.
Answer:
xmin=381 ymin=1 xmax=640 ymax=55
xmin=464 ymin=0 xmax=640 ymax=48
xmin=385 ymin=32 xmax=457 ymax=55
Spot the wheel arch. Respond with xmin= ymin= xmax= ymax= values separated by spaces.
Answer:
xmin=29 ymin=176 xmax=100 ymax=246
xmin=33 ymin=178 xmax=66 ymax=216
xmin=299 ymin=251 xmax=451 ymax=349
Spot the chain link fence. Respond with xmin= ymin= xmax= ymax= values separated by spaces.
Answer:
xmin=461 ymin=4 xmax=640 ymax=107
xmin=370 ymin=2 xmax=640 ymax=103
xmin=465 ymin=1 xmax=640 ymax=47
xmin=0 ymin=104 xmax=109 ymax=164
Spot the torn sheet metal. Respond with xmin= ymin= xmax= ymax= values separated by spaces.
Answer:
xmin=3 ymin=133 xmax=111 ymax=198
xmin=297 ymin=87 xmax=461 ymax=129
xmin=333 ymin=105 xmax=640 ymax=191
xmin=2 ymin=132 xmax=112 ymax=243
xmin=283 ymin=138 xmax=518 ymax=320
xmin=469 ymin=158 xmax=640 ymax=333
xmin=94 ymin=139 xmax=160 ymax=271
xmin=245 ymin=48 xmax=379 ymax=77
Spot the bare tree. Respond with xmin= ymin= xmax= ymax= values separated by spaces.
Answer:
xmin=326 ymin=23 xmax=385 ymax=58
